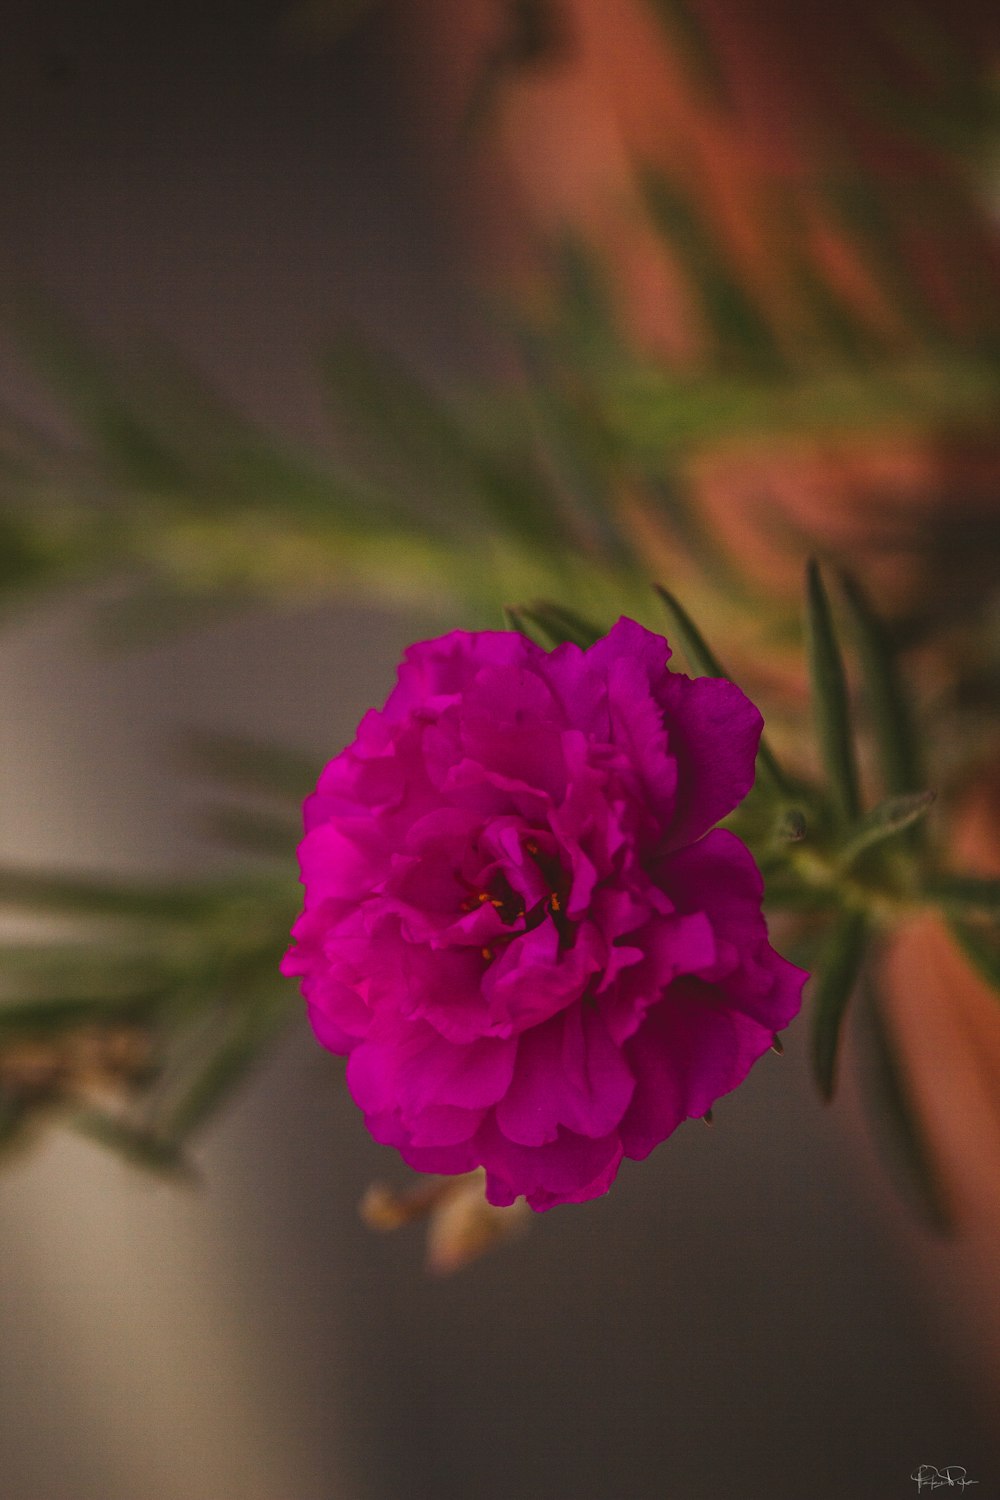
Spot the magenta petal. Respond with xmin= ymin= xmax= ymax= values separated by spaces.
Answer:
xmin=478 ymin=1117 xmax=625 ymax=1210
xmin=620 ymin=982 xmax=775 ymax=1158
xmin=657 ymin=830 xmax=808 ymax=1030
xmin=495 ymin=1006 xmax=635 ymax=1145
xmin=346 ymin=1026 xmax=516 ymax=1115
xmin=396 ymin=1138 xmax=481 ymax=1176
xmin=657 ymin=675 xmax=764 ymax=850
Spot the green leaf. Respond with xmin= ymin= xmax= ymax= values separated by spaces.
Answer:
xmin=927 ymin=876 xmax=1000 ymax=915
xmin=857 ymin=975 xmax=951 ymax=1232
xmin=653 ymin=584 xmax=790 ymax=795
xmin=759 ymin=877 xmax=832 ymax=914
xmin=810 ymin=910 xmax=869 ymax=1099
xmin=155 ymin=990 xmax=293 ymax=1142
xmin=0 ymin=866 xmax=216 ymax=921
xmin=641 ymin=170 xmax=786 ymax=375
xmin=516 ymin=331 xmax=635 ymax=568
xmin=322 ymin=329 xmax=563 ymax=549
xmin=948 ymin=918 xmax=1000 ymax=994
xmin=69 ymin=1111 xmax=194 ymax=1179
xmin=640 ymin=473 xmax=755 ymax=596
xmin=0 ymin=994 xmax=161 ymax=1033
xmin=805 ymin=560 xmax=861 ymax=827
xmin=837 ymin=569 xmax=924 ymax=798
xmin=837 ymin=790 xmax=936 ymax=868
xmin=502 ymin=605 xmax=532 ymax=637
xmin=824 ymin=177 xmax=947 ymax=350
xmin=513 ymin=600 xmax=604 ymax=650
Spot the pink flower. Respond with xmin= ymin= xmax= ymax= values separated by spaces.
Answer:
xmin=282 ymin=619 xmax=806 ymax=1210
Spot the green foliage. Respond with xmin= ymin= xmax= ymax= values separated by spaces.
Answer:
xmin=0 ymin=735 xmax=304 ymax=1170
xmin=810 ymin=911 xmax=870 ymax=1100
xmin=837 ymin=569 xmax=925 ymax=800
xmin=805 ymin=561 xmax=862 ymax=828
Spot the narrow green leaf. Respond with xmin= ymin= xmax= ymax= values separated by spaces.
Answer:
xmin=810 ymin=910 xmax=869 ymax=1099
xmin=0 ymin=995 xmax=161 ymax=1033
xmin=0 ymin=867 xmax=205 ymax=920
xmin=548 ymin=235 xmax=621 ymax=360
xmin=927 ymin=876 xmax=1000 ymax=915
xmin=515 ymin=601 xmax=604 ymax=650
xmin=0 ymin=866 xmax=278 ymax=923
xmin=642 ymin=170 xmax=786 ymax=375
xmin=857 ymin=975 xmax=951 ymax=1231
xmin=837 ymin=569 xmax=923 ymax=797
xmin=653 ymin=584 xmax=789 ymax=794
xmin=156 ymin=992 xmax=293 ymax=1142
xmin=323 ymin=329 xmax=563 ymax=548
xmin=517 ymin=334 xmax=634 ymax=567
xmin=759 ymin=877 xmax=831 ymax=914
xmin=837 ymin=790 xmax=936 ymax=868
xmin=824 ymin=177 xmax=947 ymax=350
xmin=805 ymin=560 xmax=861 ymax=827
xmin=69 ymin=1111 xmax=194 ymax=1179
xmin=502 ymin=605 xmax=532 ymax=637
xmin=641 ymin=473 xmax=754 ymax=596
xmin=948 ymin=918 xmax=1000 ymax=995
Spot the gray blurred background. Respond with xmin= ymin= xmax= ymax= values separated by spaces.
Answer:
xmin=0 ymin=4 xmax=997 ymax=1498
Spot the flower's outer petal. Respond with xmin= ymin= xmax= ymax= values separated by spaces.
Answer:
xmin=580 ymin=615 xmax=674 ymax=680
xmin=306 ymin=999 xmax=366 ymax=1056
xmin=656 ymin=675 xmax=764 ymax=850
xmin=346 ymin=1025 xmax=517 ymax=1115
xmin=477 ymin=1117 xmax=625 ymax=1209
xmin=397 ymin=1138 xmax=482 ymax=1176
xmin=297 ymin=823 xmax=385 ymax=905
xmin=619 ymin=981 xmax=775 ymax=1158
xmin=657 ymin=831 xmax=807 ymax=1030
xmin=494 ymin=1006 xmax=635 ymax=1145
xmin=404 ymin=1105 xmax=487 ymax=1147
xmin=384 ymin=631 xmax=542 ymax=720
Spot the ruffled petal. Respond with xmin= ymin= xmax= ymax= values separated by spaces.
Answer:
xmin=494 ymin=1006 xmax=635 ymax=1145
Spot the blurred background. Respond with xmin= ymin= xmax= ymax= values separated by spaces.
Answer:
xmin=1 ymin=3 xmax=999 ymax=1497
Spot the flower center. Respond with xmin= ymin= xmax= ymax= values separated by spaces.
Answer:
xmin=458 ymin=837 xmax=571 ymax=965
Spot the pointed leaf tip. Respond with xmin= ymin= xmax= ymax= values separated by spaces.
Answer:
xmin=805 ymin=560 xmax=861 ymax=827
xmin=838 ymin=789 xmax=936 ymax=867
